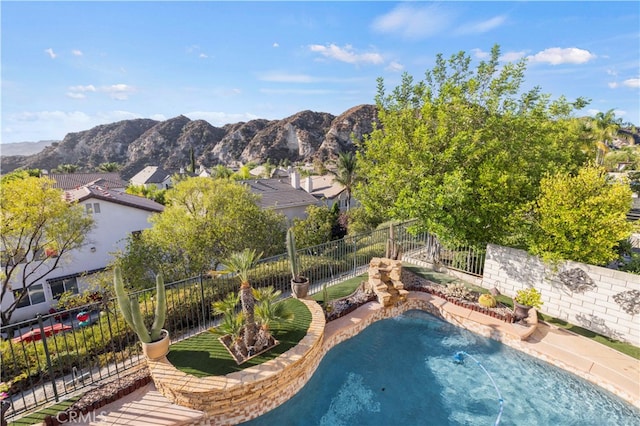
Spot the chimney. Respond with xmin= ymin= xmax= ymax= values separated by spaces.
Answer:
xmin=291 ymin=171 xmax=300 ymax=189
xmin=303 ymin=176 xmax=313 ymax=193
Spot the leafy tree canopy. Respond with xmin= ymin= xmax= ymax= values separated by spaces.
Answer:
xmin=355 ymin=44 xmax=590 ymax=247
xmin=525 ymin=165 xmax=634 ymax=265
xmin=292 ymin=205 xmax=338 ymax=247
xmin=0 ymin=172 xmax=94 ymax=324
xmin=118 ymin=178 xmax=286 ymax=282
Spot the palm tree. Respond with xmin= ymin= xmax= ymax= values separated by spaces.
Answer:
xmin=592 ymin=109 xmax=623 ymax=165
xmin=211 ymin=292 xmax=246 ymax=357
xmin=223 ymin=249 xmax=262 ymax=351
xmin=98 ymin=162 xmax=120 ymax=172
xmin=253 ymin=287 xmax=292 ymax=332
xmin=333 ymin=151 xmax=357 ymax=211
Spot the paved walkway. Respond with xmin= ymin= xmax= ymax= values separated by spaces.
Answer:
xmin=33 ymin=292 xmax=640 ymax=425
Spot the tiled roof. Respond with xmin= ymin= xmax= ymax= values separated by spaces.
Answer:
xmin=241 ymin=179 xmax=320 ymax=210
xmin=130 ymin=166 xmax=171 ymax=185
xmin=49 ymin=173 xmax=127 ymax=190
xmin=64 ymin=184 xmax=164 ymax=212
xmin=310 ymin=175 xmax=345 ymax=199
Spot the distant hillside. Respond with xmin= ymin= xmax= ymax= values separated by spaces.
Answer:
xmin=0 ymin=140 xmax=58 ymax=156
xmin=0 ymin=105 xmax=378 ymax=179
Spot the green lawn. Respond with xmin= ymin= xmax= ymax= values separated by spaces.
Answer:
xmin=402 ymin=265 xmax=458 ymax=284
xmin=167 ymin=298 xmax=311 ymax=377
xmin=8 ymin=395 xmax=82 ymax=426
xmin=312 ymin=274 xmax=367 ymax=304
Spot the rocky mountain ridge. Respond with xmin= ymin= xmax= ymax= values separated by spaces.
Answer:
xmin=0 ymin=105 xmax=378 ymax=179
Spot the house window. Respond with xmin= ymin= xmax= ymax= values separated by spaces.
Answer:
xmin=13 ymin=284 xmax=46 ymax=308
xmin=85 ymin=203 xmax=101 ymax=214
xmin=49 ymin=277 xmax=79 ymax=299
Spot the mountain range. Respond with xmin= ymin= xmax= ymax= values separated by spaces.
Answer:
xmin=0 ymin=105 xmax=378 ymax=180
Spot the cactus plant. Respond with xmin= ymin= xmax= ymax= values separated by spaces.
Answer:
xmin=114 ymin=266 xmax=166 ymax=343
xmin=287 ymin=228 xmax=309 ymax=298
xmin=478 ymin=293 xmax=497 ymax=308
xmin=287 ymin=228 xmax=304 ymax=282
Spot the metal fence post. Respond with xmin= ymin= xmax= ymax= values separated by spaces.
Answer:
xmin=37 ymin=315 xmax=59 ymax=402
xmin=199 ymin=274 xmax=206 ymax=330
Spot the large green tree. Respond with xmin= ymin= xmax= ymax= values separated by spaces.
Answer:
xmin=356 ymin=45 xmax=590 ymax=247
xmin=121 ymin=178 xmax=285 ymax=281
xmin=0 ymin=172 xmax=94 ymax=325
xmin=526 ymin=165 xmax=633 ymax=265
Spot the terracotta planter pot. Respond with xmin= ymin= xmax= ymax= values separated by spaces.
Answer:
xmin=291 ymin=278 xmax=310 ymax=299
xmin=142 ymin=329 xmax=170 ymax=360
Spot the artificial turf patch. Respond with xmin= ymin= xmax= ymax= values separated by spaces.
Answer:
xmin=167 ymin=298 xmax=311 ymax=377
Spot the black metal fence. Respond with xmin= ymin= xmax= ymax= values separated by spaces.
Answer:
xmin=0 ymin=220 xmax=484 ymax=419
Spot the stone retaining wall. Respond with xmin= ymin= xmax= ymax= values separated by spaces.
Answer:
xmin=147 ymin=299 xmax=325 ymax=426
xmin=482 ymin=244 xmax=640 ymax=346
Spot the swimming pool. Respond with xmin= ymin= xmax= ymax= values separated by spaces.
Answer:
xmin=243 ymin=310 xmax=640 ymax=425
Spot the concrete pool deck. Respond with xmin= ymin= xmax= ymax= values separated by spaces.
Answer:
xmin=45 ymin=291 xmax=639 ymax=425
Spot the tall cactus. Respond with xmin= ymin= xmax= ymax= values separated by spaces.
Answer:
xmin=286 ymin=228 xmax=303 ymax=282
xmin=114 ymin=266 xmax=166 ymax=343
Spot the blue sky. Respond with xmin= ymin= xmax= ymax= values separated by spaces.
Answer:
xmin=1 ymin=1 xmax=639 ymax=144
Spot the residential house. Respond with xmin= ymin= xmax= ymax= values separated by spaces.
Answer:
xmin=241 ymin=171 xmax=322 ymax=222
xmin=303 ymin=174 xmax=357 ymax=211
xmin=129 ymin=166 xmax=173 ymax=190
xmin=1 ymin=184 xmax=164 ymax=324
xmin=49 ymin=172 xmax=128 ymax=192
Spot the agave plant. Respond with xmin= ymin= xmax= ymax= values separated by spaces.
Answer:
xmin=223 ymin=249 xmax=262 ymax=350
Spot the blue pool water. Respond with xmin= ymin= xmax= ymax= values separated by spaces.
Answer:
xmin=243 ymin=310 xmax=640 ymax=426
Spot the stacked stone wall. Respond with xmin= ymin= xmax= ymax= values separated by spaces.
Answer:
xmin=482 ymin=244 xmax=640 ymax=346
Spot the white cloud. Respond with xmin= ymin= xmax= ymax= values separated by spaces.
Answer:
xmin=623 ymin=78 xmax=640 ymax=88
xmin=150 ymin=114 xmax=168 ymax=121
xmin=184 ymin=111 xmax=260 ymax=126
xmin=500 ymin=51 xmax=526 ymax=62
xmin=527 ymin=47 xmax=596 ymax=65
xmin=259 ymin=72 xmax=315 ymax=83
xmin=608 ymin=82 xmax=619 ymax=89
xmin=44 ymin=48 xmax=57 ymax=59
xmin=309 ymin=44 xmax=383 ymax=65
xmin=68 ymin=85 xmax=97 ymax=93
xmin=456 ymin=15 xmax=506 ymax=35
xmin=72 ymin=49 xmax=83 ymax=56
xmin=66 ymin=92 xmax=86 ymax=99
xmin=386 ymin=61 xmax=404 ymax=72
xmin=101 ymin=84 xmax=136 ymax=100
xmin=199 ymin=53 xmax=208 ymax=58
xmin=472 ymin=48 xmax=490 ymax=60
xmin=273 ymin=42 xmax=279 ymax=48
xmin=371 ymin=4 xmax=454 ymax=39
xmin=471 ymin=48 xmax=525 ymax=62
xmin=607 ymin=69 xmax=618 ymax=76
xmin=67 ymin=83 xmax=135 ymax=100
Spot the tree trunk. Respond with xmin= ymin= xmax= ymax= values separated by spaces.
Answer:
xmin=240 ymin=283 xmax=256 ymax=349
